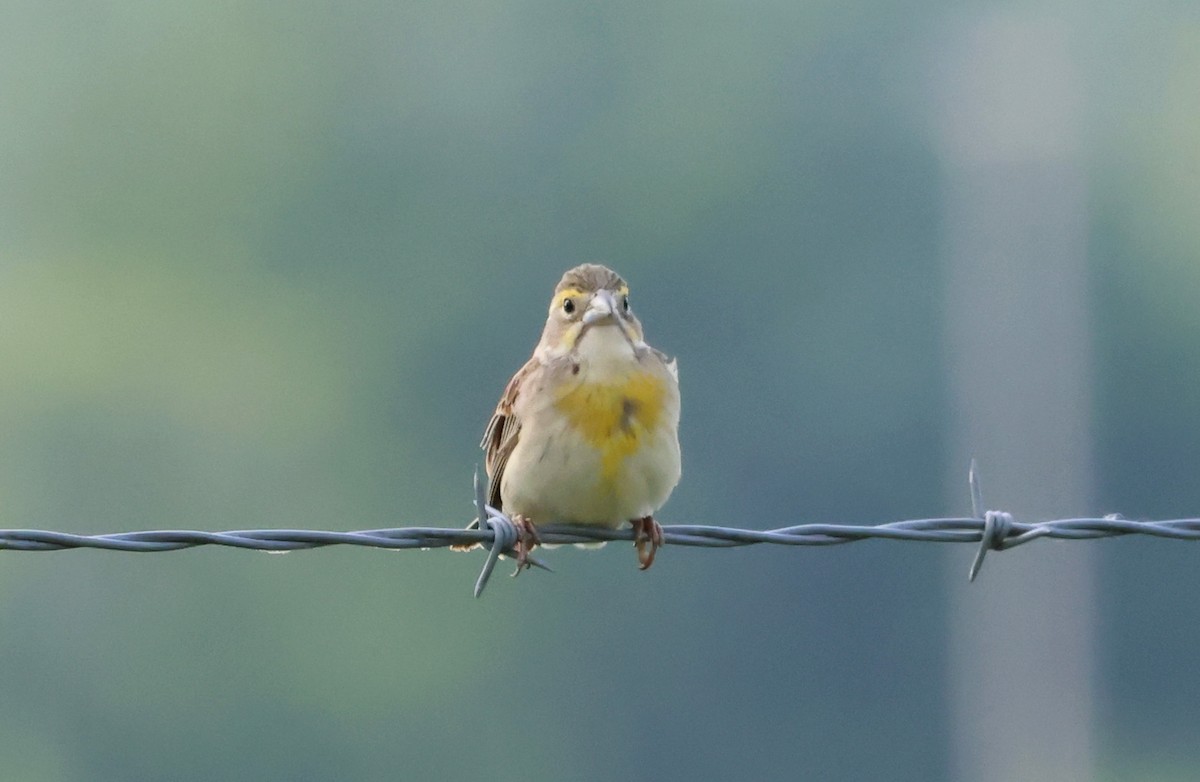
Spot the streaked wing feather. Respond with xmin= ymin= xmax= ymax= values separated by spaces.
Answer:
xmin=481 ymin=356 xmax=540 ymax=511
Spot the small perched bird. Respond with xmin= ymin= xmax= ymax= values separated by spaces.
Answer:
xmin=460 ymin=263 xmax=681 ymax=570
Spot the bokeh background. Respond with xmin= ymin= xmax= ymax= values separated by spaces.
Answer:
xmin=2 ymin=1 xmax=1199 ymax=780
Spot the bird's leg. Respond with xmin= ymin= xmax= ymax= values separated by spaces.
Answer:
xmin=509 ymin=514 xmax=542 ymax=575
xmin=632 ymin=516 xmax=664 ymax=570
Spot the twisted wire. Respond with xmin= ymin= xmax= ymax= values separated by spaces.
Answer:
xmin=3 ymin=514 xmax=1196 ymax=552
xmin=1 ymin=464 xmax=1194 ymax=596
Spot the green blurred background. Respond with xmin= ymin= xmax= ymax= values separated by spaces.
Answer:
xmin=2 ymin=1 xmax=1199 ymax=780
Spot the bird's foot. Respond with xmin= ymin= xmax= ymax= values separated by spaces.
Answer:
xmin=509 ymin=514 xmax=542 ymax=576
xmin=632 ymin=516 xmax=664 ymax=570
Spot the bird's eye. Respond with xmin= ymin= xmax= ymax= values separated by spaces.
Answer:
xmin=621 ymin=295 xmax=630 ymax=313
xmin=562 ymin=298 xmax=576 ymax=315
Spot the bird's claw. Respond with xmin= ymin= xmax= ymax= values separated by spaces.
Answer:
xmin=633 ymin=516 xmax=664 ymax=570
xmin=508 ymin=514 xmax=542 ymax=577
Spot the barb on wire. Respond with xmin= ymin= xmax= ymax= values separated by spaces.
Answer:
xmin=0 ymin=464 xmax=1197 ymax=596
xmin=472 ymin=465 xmax=551 ymax=598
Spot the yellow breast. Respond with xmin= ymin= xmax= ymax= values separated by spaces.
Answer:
xmin=553 ymin=371 xmax=669 ymax=483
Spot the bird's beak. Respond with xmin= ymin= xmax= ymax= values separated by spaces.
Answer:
xmin=582 ymin=290 xmax=619 ymax=326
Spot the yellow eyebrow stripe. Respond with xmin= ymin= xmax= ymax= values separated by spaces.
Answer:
xmin=556 ymin=285 xmax=629 ymax=304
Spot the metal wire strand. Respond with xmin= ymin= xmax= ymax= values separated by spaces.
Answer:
xmin=1 ymin=464 xmax=1196 ymax=596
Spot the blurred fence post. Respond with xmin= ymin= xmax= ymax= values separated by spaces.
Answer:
xmin=934 ymin=12 xmax=1095 ymax=782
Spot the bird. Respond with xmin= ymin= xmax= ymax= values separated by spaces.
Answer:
xmin=457 ymin=263 xmax=681 ymax=571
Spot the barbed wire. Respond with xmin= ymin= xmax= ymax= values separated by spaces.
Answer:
xmin=2 ymin=463 xmax=1196 ymax=596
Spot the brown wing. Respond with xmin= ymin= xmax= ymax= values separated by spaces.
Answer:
xmin=451 ymin=357 xmax=537 ymax=551
xmin=452 ymin=356 xmax=540 ymax=552
xmin=480 ymin=355 xmax=540 ymax=511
